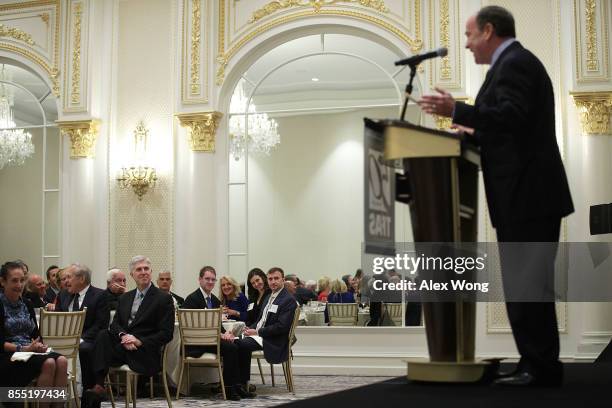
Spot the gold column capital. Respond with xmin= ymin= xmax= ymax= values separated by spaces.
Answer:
xmin=571 ymin=91 xmax=612 ymax=135
xmin=176 ymin=111 xmax=223 ymax=152
xmin=56 ymin=119 xmax=101 ymax=158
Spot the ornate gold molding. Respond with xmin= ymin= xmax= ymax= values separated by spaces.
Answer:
xmin=249 ymin=0 xmax=389 ymax=23
xmin=57 ymin=119 xmax=100 ymax=158
xmin=0 ymin=23 xmax=35 ymax=46
xmin=0 ymin=1 xmax=61 ymax=96
xmin=190 ymin=0 xmax=201 ymax=95
xmin=585 ymin=0 xmax=598 ymax=71
xmin=176 ymin=111 xmax=223 ymax=152
xmin=571 ymin=92 xmax=612 ymax=135
xmin=439 ymin=0 xmax=450 ymax=80
xmin=216 ymin=9 xmax=422 ymax=85
xmin=71 ymin=2 xmax=82 ymax=105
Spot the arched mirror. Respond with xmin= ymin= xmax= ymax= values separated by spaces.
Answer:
xmin=0 ymin=59 xmax=61 ymax=276
xmin=227 ymin=33 xmax=423 ymax=327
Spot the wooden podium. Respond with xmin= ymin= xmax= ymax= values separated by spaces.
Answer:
xmin=365 ymin=118 xmax=489 ymax=382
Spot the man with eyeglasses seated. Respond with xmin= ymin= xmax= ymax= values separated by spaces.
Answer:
xmin=233 ymin=267 xmax=297 ymax=390
xmin=85 ymin=256 xmax=174 ymax=408
xmin=105 ymin=268 xmax=127 ymax=311
xmin=182 ymin=266 xmax=255 ymax=401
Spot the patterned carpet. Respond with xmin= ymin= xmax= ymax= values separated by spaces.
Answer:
xmin=101 ymin=374 xmax=393 ymax=408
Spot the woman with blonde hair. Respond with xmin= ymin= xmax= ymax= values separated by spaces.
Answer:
xmin=327 ymin=279 xmax=355 ymax=304
xmin=317 ymin=276 xmax=331 ymax=302
xmin=219 ymin=275 xmax=249 ymax=321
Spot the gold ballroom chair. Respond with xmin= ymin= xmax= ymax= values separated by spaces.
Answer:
xmin=253 ymin=307 xmax=300 ymax=392
xmin=38 ymin=308 xmax=87 ymax=408
xmin=327 ymin=303 xmax=358 ymax=326
xmin=176 ymin=308 xmax=225 ymax=400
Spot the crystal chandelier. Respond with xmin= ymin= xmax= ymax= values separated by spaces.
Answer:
xmin=0 ymin=67 xmax=34 ymax=170
xmin=228 ymin=81 xmax=280 ymax=161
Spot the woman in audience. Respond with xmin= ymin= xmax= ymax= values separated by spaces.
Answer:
xmin=317 ymin=276 xmax=331 ymax=302
xmin=246 ymin=268 xmax=270 ymax=326
xmin=219 ymin=275 xmax=249 ymax=321
xmin=327 ymin=279 xmax=355 ymax=303
xmin=0 ymin=261 xmax=68 ymax=402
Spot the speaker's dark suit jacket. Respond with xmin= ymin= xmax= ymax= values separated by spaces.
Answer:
xmin=453 ymin=41 xmax=573 ymax=228
xmin=250 ymin=288 xmax=297 ymax=364
xmin=108 ymin=284 xmax=174 ymax=375
xmin=453 ymin=41 xmax=573 ymax=380
xmin=182 ymin=288 xmax=220 ymax=309
xmin=57 ymin=285 xmax=109 ymax=343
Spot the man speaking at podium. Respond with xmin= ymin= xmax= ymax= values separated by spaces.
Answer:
xmin=418 ymin=6 xmax=573 ymax=386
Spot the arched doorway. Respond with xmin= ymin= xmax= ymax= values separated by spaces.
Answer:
xmin=226 ymin=32 xmax=422 ymax=326
xmin=0 ymin=59 xmax=61 ymax=275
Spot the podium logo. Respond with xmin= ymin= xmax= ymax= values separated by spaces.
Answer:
xmin=367 ymin=148 xmax=393 ymax=239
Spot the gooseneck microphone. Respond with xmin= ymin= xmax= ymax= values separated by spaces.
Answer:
xmin=394 ymin=48 xmax=448 ymax=66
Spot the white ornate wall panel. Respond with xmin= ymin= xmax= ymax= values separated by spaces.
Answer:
xmin=0 ymin=0 xmax=60 ymax=95
xmin=216 ymin=0 xmax=424 ymax=85
xmin=428 ymin=0 xmax=462 ymax=90
xmin=62 ymin=0 xmax=89 ymax=112
xmin=180 ymin=0 xmax=210 ymax=106
xmin=574 ymin=0 xmax=610 ymax=84
xmin=109 ymin=0 xmax=175 ymax=282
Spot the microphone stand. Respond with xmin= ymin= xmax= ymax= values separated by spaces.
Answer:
xmin=400 ymin=64 xmax=418 ymax=122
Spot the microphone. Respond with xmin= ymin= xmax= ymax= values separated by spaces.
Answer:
xmin=394 ymin=48 xmax=448 ymax=66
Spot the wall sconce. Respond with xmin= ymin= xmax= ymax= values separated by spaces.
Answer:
xmin=117 ymin=121 xmax=157 ymax=200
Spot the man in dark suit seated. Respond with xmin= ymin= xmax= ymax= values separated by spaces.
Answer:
xmin=56 ymin=264 xmax=109 ymax=403
xmin=182 ymin=266 xmax=254 ymax=400
xmin=235 ymin=267 xmax=298 ymax=389
xmin=85 ymin=256 xmax=174 ymax=406
xmin=419 ymin=5 xmax=573 ymax=387
xmin=104 ymin=268 xmax=127 ymax=311
xmin=43 ymin=265 xmax=60 ymax=304
xmin=285 ymin=274 xmax=316 ymax=305
xmin=157 ymin=270 xmax=184 ymax=308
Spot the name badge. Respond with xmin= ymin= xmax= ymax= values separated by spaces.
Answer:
xmin=247 ymin=302 xmax=254 ymax=311
xmin=269 ymin=304 xmax=278 ymax=313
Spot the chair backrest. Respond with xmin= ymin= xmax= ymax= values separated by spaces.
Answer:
xmin=39 ymin=309 xmax=86 ymax=374
xmin=288 ymin=307 xmax=300 ymax=343
xmin=177 ymin=308 xmax=221 ymax=348
xmin=327 ymin=303 xmax=358 ymax=326
xmin=383 ymin=302 xmax=403 ymax=326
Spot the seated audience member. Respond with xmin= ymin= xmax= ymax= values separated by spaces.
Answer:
xmin=57 ymin=264 xmax=109 ymax=401
xmin=305 ymin=280 xmax=317 ymax=293
xmin=246 ymin=268 xmax=271 ymax=326
xmin=0 ymin=261 xmax=68 ymax=400
xmin=24 ymin=274 xmax=47 ymax=308
xmin=235 ymin=267 xmax=297 ymax=390
xmin=317 ymin=276 xmax=331 ymax=302
xmin=284 ymin=280 xmax=296 ymax=295
xmin=342 ymin=274 xmax=355 ymax=295
xmin=43 ymin=265 xmax=60 ymax=304
xmin=220 ymin=276 xmax=249 ymax=322
xmin=285 ymin=274 xmax=316 ymax=305
xmin=105 ymin=268 xmax=127 ymax=311
xmin=156 ymin=270 xmax=184 ymax=308
xmin=327 ymin=279 xmax=355 ymax=303
xmin=181 ymin=266 xmax=255 ymax=400
xmin=86 ymin=256 xmax=174 ymax=406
